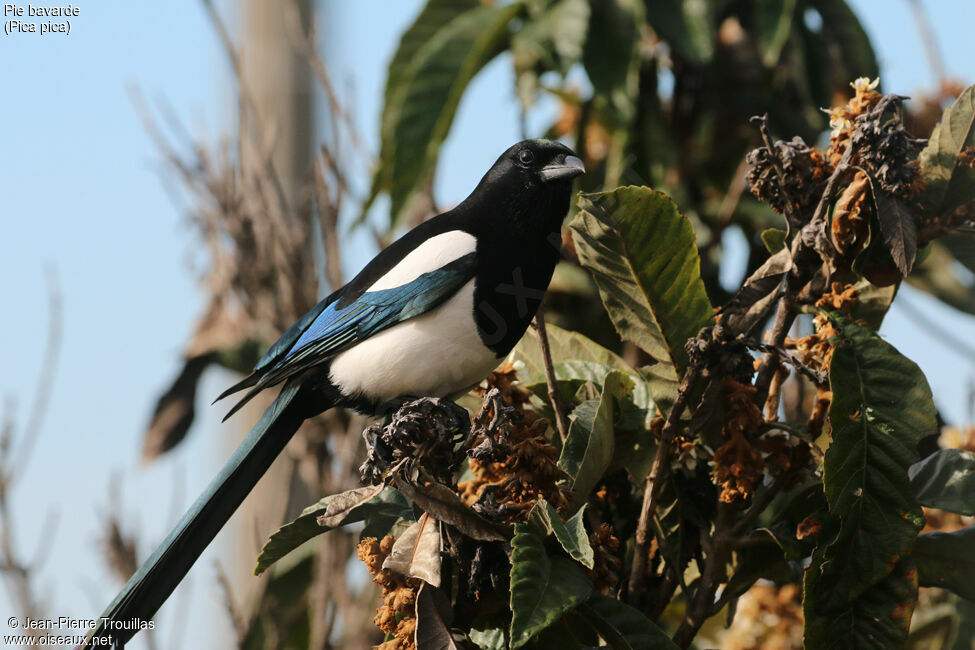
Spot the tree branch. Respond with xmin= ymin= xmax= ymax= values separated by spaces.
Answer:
xmin=627 ymin=362 xmax=704 ymax=604
xmin=532 ymin=308 xmax=570 ymax=443
xmin=751 ymin=114 xmax=803 ymax=234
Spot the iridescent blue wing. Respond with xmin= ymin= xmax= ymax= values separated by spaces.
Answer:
xmin=218 ymin=252 xmax=476 ymax=419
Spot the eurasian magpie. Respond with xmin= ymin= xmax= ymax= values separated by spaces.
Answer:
xmin=83 ymin=139 xmax=584 ymax=647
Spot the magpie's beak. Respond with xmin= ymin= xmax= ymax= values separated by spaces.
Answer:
xmin=539 ymin=155 xmax=586 ymax=182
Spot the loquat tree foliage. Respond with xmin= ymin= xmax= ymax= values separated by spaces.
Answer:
xmin=147 ymin=1 xmax=975 ymax=648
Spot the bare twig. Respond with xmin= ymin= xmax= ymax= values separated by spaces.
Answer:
xmin=313 ymin=158 xmax=346 ymax=291
xmin=216 ymin=562 xmax=248 ymax=644
xmin=284 ymin=1 xmax=365 ymax=157
xmin=809 ymin=137 xmax=855 ymax=236
xmin=741 ymin=337 xmax=827 ymax=385
xmin=672 ymin=503 xmax=733 ymax=648
xmin=0 ymin=411 xmax=42 ymax=650
xmin=754 ymin=139 xmax=855 ymax=405
xmin=0 ymin=271 xmax=62 ymax=650
xmin=752 ymin=286 xmax=798 ymax=406
xmin=100 ymin=481 xmax=139 ymax=584
xmin=731 ymin=473 xmax=789 ymax=538
xmin=627 ymin=362 xmax=704 ymax=604
xmin=533 ymin=309 xmax=570 ymax=443
xmin=11 ymin=269 xmax=61 ymax=482
xmin=715 ymin=155 xmax=750 ymax=226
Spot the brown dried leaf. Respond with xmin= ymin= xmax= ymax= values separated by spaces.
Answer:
xmin=414 ymin=581 xmax=457 ymax=650
xmin=396 ymin=469 xmax=510 ymax=542
xmin=316 ymin=484 xmax=387 ymax=528
xmin=383 ymin=513 xmax=442 ymax=587
xmin=720 ymin=248 xmax=793 ymax=335
xmin=141 ymin=353 xmax=215 ymax=461
xmin=870 ymin=179 xmax=918 ymax=276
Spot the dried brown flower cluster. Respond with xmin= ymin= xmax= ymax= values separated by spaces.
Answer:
xmin=458 ymin=363 xmax=572 ymax=520
xmin=827 ymin=77 xmax=883 ymax=163
xmin=813 ymin=282 xmax=861 ymax=313
xmin=713 ymin=379 xmax=765 ymax=503
xmin=754 ymin=432 xmax=811 ymax=489
xmin=357 ymin=535 xmax=419 ymax=650
xmin=831 ymin=78 xmax=921 ymax=199
xmin=585 ymin=523 xmax=623 ymax=592
xmin=745 ymin=136 xmax=832 ymax=216
xmin=360 ymin=397 xmax=469 ymax=485
xmin=783 ymin=283 xmax=859 ymax=438
xmin=721 ymin=583 xmax=804 ymax=650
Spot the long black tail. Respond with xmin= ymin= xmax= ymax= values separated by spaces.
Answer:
xmin=82 ymin=380 xmax=321 ymax=649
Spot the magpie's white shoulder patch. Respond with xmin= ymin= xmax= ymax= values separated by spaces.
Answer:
xmin=368 ymin=230 xmax=477 ymax=291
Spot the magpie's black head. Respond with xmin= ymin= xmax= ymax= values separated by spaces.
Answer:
xmin=487 ymin=138 xmax=585 ymax=191
xmin=462 ymin=139 xmax=585 ymax=232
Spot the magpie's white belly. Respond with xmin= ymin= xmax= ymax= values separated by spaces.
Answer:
xmin=328 ymin=280 xmax=500 ymax=403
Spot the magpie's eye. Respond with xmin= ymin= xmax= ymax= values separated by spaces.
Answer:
xmin=518 ymin=149 xmax=535 ymax=165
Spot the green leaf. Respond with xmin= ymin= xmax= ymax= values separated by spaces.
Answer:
xmin=558 ymin=370 xmax=634 ymax=512
xmin=648 ymin=477 xmax=685 ymax=581
xmin=909 ymin=449 xmax=975 ymax=515
xmin=470 ymin=613 xmax=510 ymax=650
xmin=644 ymin=0 xmax=714 ymax=63
xmin=918 ymin=84 xmax=975 ymax=219
xmin=512 ymin=323 xmax=635 ymax=384
xmin=529 ymin=499 xmax=595 ymax=568
xmin=364 ymin=0 xmax=478 ymax=222
xmin=724 ymin=523 xmax=803 ymax=603
xmin=523 ymin=359 xmax=652 ymax=411
xmin=509 ymin=524 xmax=593 ymax=648
xmin=255 ymin=485 xmax=406 ymax=574
xmin=512 ymin=0 xmax=590 ymax=108
xmin=242 ymin=553 xmax=315 ymax=649
xmin=804 ymin=556 xmax=918 ymax=649
xmin=367 ymin=0 xmax=524 ymax=228
xmin=915 ymin=527 xmax=975 ymax=600
xmin=803 ymin=314 xmax=936 ymax=647
xmin=523 ymin=616 xmax=591 ymax=648
xmin=583 ymin=0 xmax=643 ymax=123
xmin=583 ymin=0 xmax=643 ymax=185
xmin=756 ymin=0 xmax=797 ymax=67
xmin=761 ymin=227 xmax=787 ymax=254
xmin=571 ymin=187 xmax=714 ymax=407
xmin=635 ymin=363 xmax=680 ymax=419
xmin=849 ymin=277 xmax=897 ymax=330
xmin=575 ymin=593 xmax=678 ymax=649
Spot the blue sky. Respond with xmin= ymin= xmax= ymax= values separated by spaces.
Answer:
xmin=1 ymin=1 xmax=974 ymax=648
